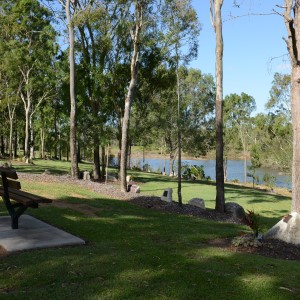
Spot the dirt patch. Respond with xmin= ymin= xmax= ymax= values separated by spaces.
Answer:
xmin=70 ymin=193 xmax=89 ymax=199
xmin=52 ymin=201 xmax=101 ymax=218
xmin=207 ymin=238 xmax=300 ymax=261
xmin=128 ymin=196 xmax=240 ymax=223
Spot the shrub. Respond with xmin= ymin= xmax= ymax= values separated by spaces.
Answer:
xmin=245 ymin=209 xmax=260 ymax=238
xmin=263 ymin=173 xmax=277 ymax=191
xmin=182 ymin=164 xmax=205 ymax=180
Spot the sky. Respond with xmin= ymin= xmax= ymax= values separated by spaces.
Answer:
xmin=190 ymin=0 xmax=290 ymax=114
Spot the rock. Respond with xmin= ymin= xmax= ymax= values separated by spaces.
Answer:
xmin=264 ymin=212 xmax=300 ymax=245
xmin=43 ymin=169 xmax=51 ymax=175
xmin=131 ymin=185 xmax=140 ymax=193
xmin=83 ymin=171 xmax=90 ymax=180
xmin=225 ymin=202 xmax=246 ymax=222
xmin=161 ymin=188 xmax=172 ymax=203
xmin=188 ymin=198 xmax=205 ymax=209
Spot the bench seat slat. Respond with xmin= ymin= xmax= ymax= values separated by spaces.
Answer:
xmin=0 ymin=167 xmax=18 ymax=179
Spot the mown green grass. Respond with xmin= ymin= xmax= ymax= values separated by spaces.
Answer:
xmin=0 ymin=159 xmax=299 ymax=299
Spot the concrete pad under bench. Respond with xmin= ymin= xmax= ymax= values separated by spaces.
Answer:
xmin=0 ymin=215 xmax=85 ymax=253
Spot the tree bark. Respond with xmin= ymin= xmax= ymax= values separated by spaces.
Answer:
xmin=291 ymin=65 xmax=300 ymax=212
xmin=120 ymin=1 xmax=141 ymax=192
xmin=0 ymin=135 xmax=4 ymax=157
xmin=176 ymin=62 xmax=182 ymax=205
xmin=14 ymin=131 xmax=17 ymax=158
xmin=93 ymin=138 xmax=101 ymax=181
xmin=7 ymin=104 xmax=16 ymax=160
xmin=24 ymin=107 xmax=30 ymax=160
xmin=101 ymin=145 xmax=106 ymax=180
xmin=66 ymin=0 xmax=78 ymax=178
xmin=29 ymin=116 xmax=34 ymax=160
xmin=212 ymin=0 xmax=225 ymax=212
xmin=40 ymin=127 xmax=45 ymax=159
xmin=283 ymin=1 xmax=300 ymax=213
xmin=54 ymin=102 xmax=58 ymax=159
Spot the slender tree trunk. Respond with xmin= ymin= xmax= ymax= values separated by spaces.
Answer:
xmin=93 ymin=138 xmax=101 ymax=181
xmin=244 ymin=148 xmax=247 ymax=184
xmin=8 ymin=104 xmax=16 ymax=160
xmin=176 ymin=62 xmax=182 ymax=206
xmin=101 ymin=145 xmax=105 ymax=180
xmin=105 ymin=144 xmax=109 ymax=184
xmin=0 ymin=135 xmax=4 ymax=157
xmin=14 ymin=131 xmax=17 ymax=158
xmin=24 ymin=108 xmax=30 ymax=160
xmin=169 ymin=149 xmax=178 ymax=176
xmin=9 ymin=118 xmax=13 ymax=160
xmin=120 ymin=1 xmax=141 ymax=192
xmin=224 ymin=158 xmax=227 ymax=182
xmin=66 ymin=0 xmax=78 ymax=178
xmin=54 ymin=103 xmax=58 ymax=159
xmin=40 ymin=127 xmax=45 ymax=159
xmin=77 ymin=141 xmax=81 ymax=163
xmin=29 ymin=116 xmax=34 ymax=160
xmin=212 ymin=0 xmax=225 ymax=212
xmin=128 ymin=143 xmax=132 ymax=169
xmin=120 ymin=88 xmax=134 ymax=191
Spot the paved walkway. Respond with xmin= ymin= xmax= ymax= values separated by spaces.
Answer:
xmin=0 ymin=215 xmax=85 ymax=253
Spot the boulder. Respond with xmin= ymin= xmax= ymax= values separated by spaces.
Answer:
xmin=225 ymin=202 xmax=246 ymax=222
xmin=126 ymin=175 xmax=132 ymax=183
xmin=83 ymin=171 xmax=90 ymax=180
xmin=43 ymin=169 xmax=51 ymax=175
xmin=161 ymin=188 xmax=172 ymax=203
xmin=131 ymin=185 xmax=140 ymax=193
xmin=188 ymin=198 xmax=205 ymax=209
xmin=264 ymin=212 xmax=300 ymax=245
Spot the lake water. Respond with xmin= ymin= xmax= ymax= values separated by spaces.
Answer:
xmin=122 ymin=157 xmax=291 ymax=189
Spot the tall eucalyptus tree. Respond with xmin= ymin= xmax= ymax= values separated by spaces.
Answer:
xmin=281 ymin=0 xmax=300 ymax=213
xmin=120 ymin=0 xmax=149 ymax=192
xmin=210 ymin=0 xmax=225 ymax=212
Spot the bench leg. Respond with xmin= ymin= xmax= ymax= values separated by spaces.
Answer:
xmin=11 ymin=206 xmax=28 ymax=229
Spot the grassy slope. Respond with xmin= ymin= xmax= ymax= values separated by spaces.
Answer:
xmin=0 ymin=159 xmax=298 ymax=299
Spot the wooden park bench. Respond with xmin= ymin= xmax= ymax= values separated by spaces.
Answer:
xmin=0 ymin=167 xmax=52 ymax=229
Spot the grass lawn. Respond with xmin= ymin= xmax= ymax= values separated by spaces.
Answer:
xmin=0 ymin=159 xmax=299 ymax=299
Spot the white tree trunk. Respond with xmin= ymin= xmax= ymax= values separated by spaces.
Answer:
xmin=66 ymin=0 xmax=78 ymax=178
xmin=120 ymin=1 xmax=142 ymax=192
xmin=284 ymin=1 xmax=300 ymax=213
xmin=211 ymin=0 xmax=225 ymax=212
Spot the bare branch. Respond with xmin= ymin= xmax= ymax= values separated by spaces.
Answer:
xmin=224 ymin=11 xmax=277 ymax=23
xmin=275 ymin=4 xmax=288 ymax=9
xmin=210 ymin=0 xmax=215 ymax=29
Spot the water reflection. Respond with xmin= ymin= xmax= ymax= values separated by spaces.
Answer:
xmin=115 ymin=157 xmax=291 ymax=189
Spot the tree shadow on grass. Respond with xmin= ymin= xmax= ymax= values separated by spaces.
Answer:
xmin=2 ymin=196 xmax=299 ymax=299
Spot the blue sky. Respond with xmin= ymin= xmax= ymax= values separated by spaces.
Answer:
xmin=191 ymin=0 xmax=289 ymax=114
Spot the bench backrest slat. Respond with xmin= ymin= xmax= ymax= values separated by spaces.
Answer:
xmin=0 ymin=167 xmax=18 ymax=179
xmin=0 ymin=178 xmax=21 ymax=190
